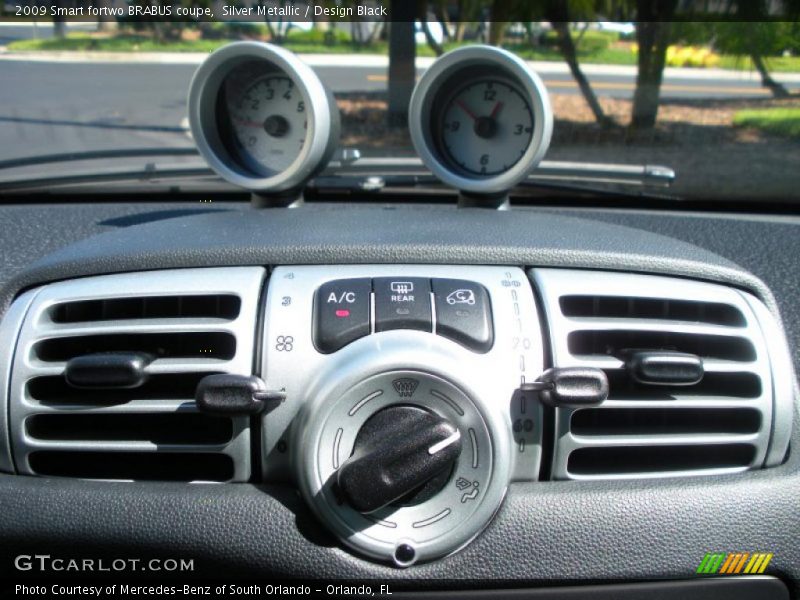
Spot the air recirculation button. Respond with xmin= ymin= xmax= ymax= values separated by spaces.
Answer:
xmin=432 ymin=279 xmax=493 ymax=353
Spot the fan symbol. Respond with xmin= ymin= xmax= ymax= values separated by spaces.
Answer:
xmin=275 ymin=335 xmax=294 ymax=352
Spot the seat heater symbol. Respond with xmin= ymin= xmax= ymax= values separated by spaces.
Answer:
xmin=392 ymin=378 xmax=419 ymax=398
xmin=455 ymin=478 xmax=480 ymax=502
xmin=390 ymin=281 xmax=414 ymax=295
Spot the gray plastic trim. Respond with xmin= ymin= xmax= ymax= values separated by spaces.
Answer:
xmin=188 ymin=42 xmax=337 ymax=193
xmin=531 ymin=268 xmax=789 ymax=480
xmin=6 ymin=267 xmax=265 ymax=482
xmin=409 ymin=45 xmax=553 ymax=195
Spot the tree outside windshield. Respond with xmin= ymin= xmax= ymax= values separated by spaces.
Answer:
xmin=0 ymin=1 xmax=798 ymax=201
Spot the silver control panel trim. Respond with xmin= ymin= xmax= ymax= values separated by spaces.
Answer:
xmin=0 ymin=287 xmax=42 ymax=474
xmin=7 ymin=267 xmax=265 ymax=482
xmin=261 ymin=265 xmax=544 ymax=564
xmin=262 ymin=265 xmax=544 ymax=482
xmin=531 ymin=268 xmax=790 ymax=481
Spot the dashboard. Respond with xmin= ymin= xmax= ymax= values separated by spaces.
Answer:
xmin=0 ymin=41 xmax=798 ymax=600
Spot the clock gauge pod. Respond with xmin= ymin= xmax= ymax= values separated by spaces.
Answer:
xmin=188 ymin=42 xmax=340 ymax=194
xmin=409 ymin=45 xmax=553 ymax=196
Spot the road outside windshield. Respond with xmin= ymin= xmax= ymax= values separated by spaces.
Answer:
xmin=0 ymin=3 xmax=798 ymax=201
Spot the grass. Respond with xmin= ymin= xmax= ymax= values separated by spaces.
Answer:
xmin=733 ymin=107 xmax=800 ymax=138
xmin=6 ymin=31 xmax=800 ymax=73
xmin=427 ymin=37 xmax=637 ymax=64
xmin=719 ymin=55 xmax=800 ymax=73
xmin=6 ymin=31 xmax=395 ymax=54
xmin=7 ymin=33 xmax=227 ymax=53
xmin=2 ymin=31 xmax=636 ymax=64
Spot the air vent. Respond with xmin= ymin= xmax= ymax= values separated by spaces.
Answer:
xmin=532 ymin=269 xmax=793 ymax=481
xmin=2 ymin=267 xmax=265 ymax=482
xmin=50 ymin=294 xmax=241 ymax=323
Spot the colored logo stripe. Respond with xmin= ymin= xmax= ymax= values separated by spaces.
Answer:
xmin=697 ymin=553 xmax=726 ymax=574
xmin=698 ymin=552 xmax=773 ymax=575
xmin=719 ymin=553 xmax=737 ymax=574
xmin=744 ymin=553 xmax=774 ymax=574
xmin=733 ymin=552 xmax=751 ymax=574
xmin=720 ymin=553 xmax=749 ymax=574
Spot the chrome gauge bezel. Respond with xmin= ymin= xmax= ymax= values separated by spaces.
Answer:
xmin=187 ymin=42 xmax=339 ymax=193
xmin=409 ymin=45 xmax=553 ymax=195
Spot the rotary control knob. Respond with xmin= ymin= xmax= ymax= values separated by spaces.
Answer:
xmin=292 ymin=337 xmax=512 ymax=566
xmin=337 ymin=406 xmax=462 ymax=513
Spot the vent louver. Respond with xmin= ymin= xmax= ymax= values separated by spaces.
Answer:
xmin=3 ymin=267 xmax=264 ymax=482
xmin=532 ymin=269 xmax=793 ymax=481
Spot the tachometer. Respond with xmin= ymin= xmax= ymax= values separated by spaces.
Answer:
xmin=227 ymin=75 xmax=308 ymax=175
xmin=188 ymin=42 xmax=339 ymax=198
xmin=409 ymin=46 xmax=552 ymax=197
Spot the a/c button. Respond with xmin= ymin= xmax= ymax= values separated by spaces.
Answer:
xmin=313 ymin=278 xmax=372 ymax=353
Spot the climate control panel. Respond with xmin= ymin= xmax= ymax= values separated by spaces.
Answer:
xmin=260 ymin=266 xmax=545 ymax=565
xmin=313 ymin=277 xmax=493 ymax=353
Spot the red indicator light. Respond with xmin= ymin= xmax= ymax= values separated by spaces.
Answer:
xmin=335 ymin=309 xmax=350 ymax=318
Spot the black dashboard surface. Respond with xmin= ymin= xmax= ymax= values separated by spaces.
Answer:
xmin=1 ymin=203 xmax=797 ymax=360
xmin=0 ymin=201 xmax=797 ymax=591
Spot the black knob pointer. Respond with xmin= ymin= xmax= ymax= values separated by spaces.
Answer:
xmin=337 ymin=406 xmax=462 ymax=514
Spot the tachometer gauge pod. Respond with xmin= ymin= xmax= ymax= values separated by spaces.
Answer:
xmin=409 ymin=45 xmax=553 ymax=197
xmin=188 ymin=42 xmax=340 ymax=197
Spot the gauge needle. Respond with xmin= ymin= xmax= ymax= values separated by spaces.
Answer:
xmin=490 ymin=101 xmax=504 ymax=118
xmin=455 ymin=99 xmax=477 ymax=121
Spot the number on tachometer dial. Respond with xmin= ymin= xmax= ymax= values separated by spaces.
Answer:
xmin=228 ymin=75 xmax=307 ymax=174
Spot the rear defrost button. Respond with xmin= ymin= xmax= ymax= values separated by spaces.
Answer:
xmin=374 ymin=277 xmax=433 ymax=333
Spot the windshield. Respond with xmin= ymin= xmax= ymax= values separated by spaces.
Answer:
xmin=1 ymin=5 xmax=798 ymax=202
